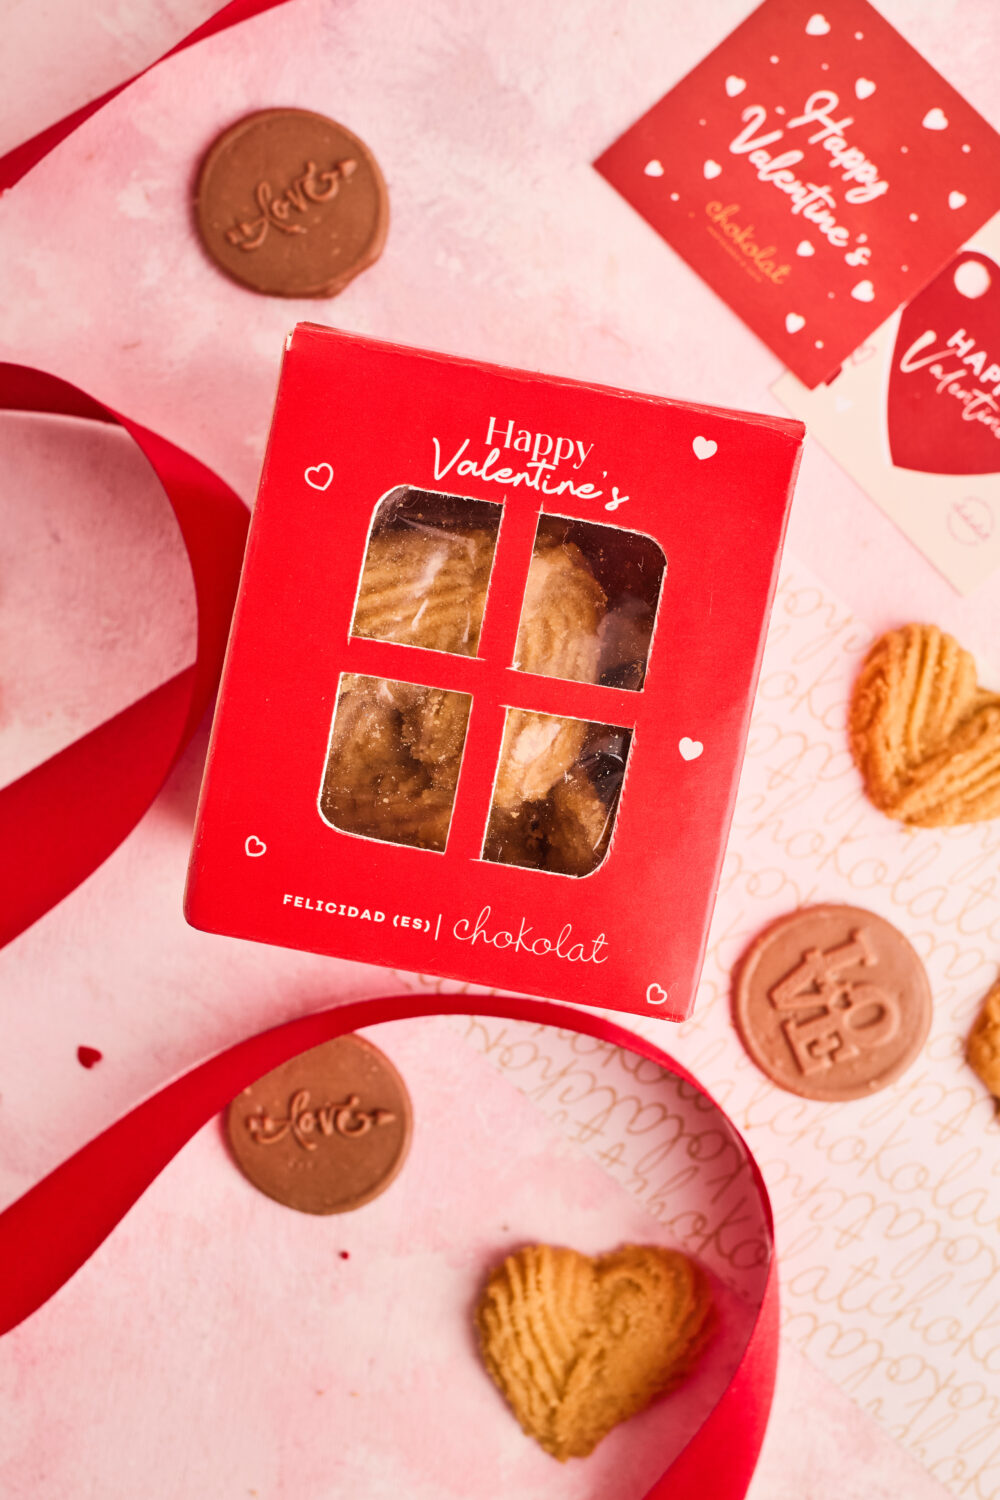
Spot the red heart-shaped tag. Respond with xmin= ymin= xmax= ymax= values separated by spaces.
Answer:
xmin=76 ymin=1046 xmax=103 ymax=1069
xmin=888 ymin=251 xmax=1000 ymax=475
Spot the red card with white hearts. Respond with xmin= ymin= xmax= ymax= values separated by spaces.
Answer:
xmin=773 ymin=214 xmax=1000 ymax=595
xmin=594 ymin=0 xmax=1000 ymax=388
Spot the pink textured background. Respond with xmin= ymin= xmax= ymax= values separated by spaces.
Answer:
xmin=1 ymin=2 xmax=998 ymax=1498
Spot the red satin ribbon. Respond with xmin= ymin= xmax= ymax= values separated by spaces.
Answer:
xmin=0 ymin=995 xmax=778 ymax=1500
xmin=0 ymin=0 xmax=294 ymax=193
xmin=0 ymin=0 xmax=298 ymax=945
xmin=0 ymin=366 xmax=248 ymax=947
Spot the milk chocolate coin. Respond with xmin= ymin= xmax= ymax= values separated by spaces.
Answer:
xmin=226 ymin=1033 xmax=412 ymax=1213
xmin=194 ymin=108 xmax=388 ymax=297
xmin=732 ymin=904 xmax=931 ymax=1102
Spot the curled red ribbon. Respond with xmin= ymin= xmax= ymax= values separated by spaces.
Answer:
xmin=0 ymin=0 xmax=296 ymax=945
xmin=0 ymin=994 xmax=778 ymax=1500
xmin=0 ymin=365 xmax=248 ymax=946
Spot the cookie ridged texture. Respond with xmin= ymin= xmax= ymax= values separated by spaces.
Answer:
xmin=352 ymin=528 xmax=497 ymax=655
xmin=475 ymin=1243 xmax=713 ymax=1461
xmin=338 ymin=525 xmax=610 ymax=853
xmin=968 ymin=980 xmax=1000 ymax=1098
xmin=321 ymin=676 xmax=467 ymax=850
xmin=492 ymin=712 xmax=589 ymax=811
xmin=849 ymin=624 xmax=1000 ymax=826
xmin=515 ymin=541 xmax=606 ymax=684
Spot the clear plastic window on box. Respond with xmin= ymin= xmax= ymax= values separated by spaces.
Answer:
xmin=321 ymin=490 xmax=664 ymax=874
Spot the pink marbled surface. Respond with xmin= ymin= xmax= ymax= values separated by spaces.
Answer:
xmin=1 ymin=1 xmax=998 ymax=1497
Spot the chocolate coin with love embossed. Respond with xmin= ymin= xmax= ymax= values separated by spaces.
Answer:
xmin=194 ymin=108 xmax=388 ymax=297
xmin=226 ymin=1033 xmax=412 ymax=1213
xmin=733 ymin=904 xmax=931 ymax=1102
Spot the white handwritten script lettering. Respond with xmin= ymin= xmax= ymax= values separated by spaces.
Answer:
xmin=431 ymin=417 xmax=632 ymax=510
xmin=453 ymin=904 xmax=609 ymax=964
xmin=897 ymin=327 xmax=1000 ymax=442
xmin=728 ymin=90 xmax=887 ymax=257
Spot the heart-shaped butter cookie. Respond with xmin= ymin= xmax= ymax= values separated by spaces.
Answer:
xmin=474 ymin=1243 xmax=713 ymax=1460
xmin=968 ymin=979 xmax=1000 ymax=1098
xmin=850 ymin=624 xmax=1000 ymax=827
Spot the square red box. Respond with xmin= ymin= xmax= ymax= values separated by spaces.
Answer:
xmin=185 ymin=325 xmax=803 ymax=1020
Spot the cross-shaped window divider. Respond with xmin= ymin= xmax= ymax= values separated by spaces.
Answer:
xmin=334 ymin=493 xmax=655 ymax=869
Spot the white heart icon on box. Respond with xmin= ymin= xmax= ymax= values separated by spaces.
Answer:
xmin=851 ymin=280 xmax=875 ymax=302
xmin=645 ymin=982 xmax=670 ymax=1006
xmin=644 ymin=159 xmax=664 ymax=177
xmin=805 ymin=13 xmax=830 ymax=35
xmin=923 ymin=107 xmax=948 ymax=131
xmin=703 ymin=159 xmax=722 ymax=180
xmin=855 ymin=78 xmax=876 ymax=100
xmin=725 ymin=75 xmax=746 ymax=97
xmin=949 ymin=190 xmax=967 ymax=210
xmin=245 ymin=836 xmax=267 ymax=857
xmin=796 ymin=241 xmax=814 ymax=257
xmin=304 ymin=462 xmax=334 ymax=490
xmin=785 ymin=312 xmax=806 ymax=333
xmin=692 ymin=436 xmax=717 ymax=460
xmin=679 ymin=737 xmax=703 ymax=761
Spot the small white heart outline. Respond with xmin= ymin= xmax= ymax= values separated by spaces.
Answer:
xmin=245 ymin=836 xmax=267 ymax=857
xmin=304 ymin=462 xmax=334 ymax=491
xmin=725 ymin=75 xmax=747 ymax=98
xmin=692 ymin=436 xmax=717 ymax=461
xmin=851 ymin=279 xmax=875 ymax=302
xmin=679 ymin=737 xmax=703 ymax=761
xmin=646 ymin=982 xmax=670 ymax=1006
xmin=644 ymin=159 xmax=664 ymax=177
xmin=785 ymin=312 xmax=806 ymax=333
xmin=805 ymin=13 xmax=830 ymax=36
xmin=922 ymin=107 xmax=949 ymax=131
xmin=703 ymin=159 xmax=723 ymax=180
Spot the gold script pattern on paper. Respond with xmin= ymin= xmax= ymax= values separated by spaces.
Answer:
xmin=410 ymin=561 xmax=1000 ymax=1499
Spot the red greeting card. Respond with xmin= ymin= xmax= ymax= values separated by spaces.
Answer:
xmin=185 ymin=325 xmax=802 ymax=1021
xmin=595 ymin=0 xmax=1000 ymax=387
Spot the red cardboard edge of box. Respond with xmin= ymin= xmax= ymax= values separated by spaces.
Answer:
xmin=185 ymin=325 xmax=805 ymax=1024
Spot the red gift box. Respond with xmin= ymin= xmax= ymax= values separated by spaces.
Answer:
xmin=185 ymin=326 xmax=803 ymax=1020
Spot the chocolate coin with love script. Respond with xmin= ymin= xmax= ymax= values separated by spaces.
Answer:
xmin=226 ymin=1033 xmax=412 ymax=1213
xmin=194 ymin=108 xmax=388 ymax=297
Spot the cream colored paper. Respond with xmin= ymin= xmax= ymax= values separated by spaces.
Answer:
xmin=415 ymin=559 xmax=1000 ymax=1498
xmin=774 ymin=218 xmax=1000 ymax=597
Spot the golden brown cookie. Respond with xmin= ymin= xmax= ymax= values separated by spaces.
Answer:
xmin=544 ymin=769 xmax=612 ymax=875
xmin=320 ymin=676 xmax=469 ymax=850
xmin=352 ymin=527 xmax=496 ymax=655
xmin=396 ymin=685 xmax=471 ymax=778
xmin=481 ymin=801 xmax=549 ymax=868
xmin=849 ymin=624 xmax=1000 ymax=826
xmin=490 ymin=538 xmax=605 ymax=817
xmin=968 ymin=979 xmax=1000 ymax=1098
xmin=515 ymin=539 xmax=606 ymax=684
xmin=475 ymin=1243 xmax=713 ymax=1461
xmin=492 ymin=711 xmax=589 ymax=811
